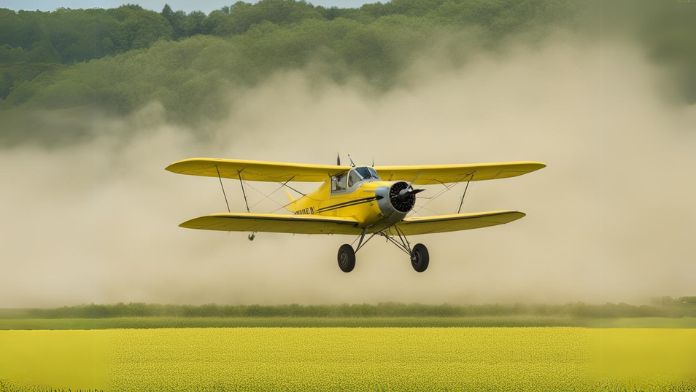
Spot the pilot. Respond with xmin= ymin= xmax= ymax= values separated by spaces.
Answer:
xmin=333 ymin=173 xmax=347 ymax=192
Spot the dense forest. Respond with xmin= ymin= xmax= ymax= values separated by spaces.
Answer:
xmin=1 ymin=0 xmax=695 ymax=143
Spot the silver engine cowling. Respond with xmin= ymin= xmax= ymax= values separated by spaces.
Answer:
xmin=375 ymin=181 xmax=419 ymax=227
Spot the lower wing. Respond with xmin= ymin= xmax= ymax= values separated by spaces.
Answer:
xmin=179 ymin=213 xmax=361 ymax=235
xmin=391 ymin=211 xmax=525 ymax=236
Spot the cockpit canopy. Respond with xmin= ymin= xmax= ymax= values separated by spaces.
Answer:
xmin=331 ymin=166 xmax=380 ymax=192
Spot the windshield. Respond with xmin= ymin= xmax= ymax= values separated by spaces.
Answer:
xmin=335 ymin=167 xmax=380 ymax=191
xmin=348 ymin=170 xmax=361 ymax=187
xmin=354 ymin=167 xmax=379 ymax=180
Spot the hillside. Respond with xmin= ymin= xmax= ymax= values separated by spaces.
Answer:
xmin=2 ymin=0 xmax=695 ymax=144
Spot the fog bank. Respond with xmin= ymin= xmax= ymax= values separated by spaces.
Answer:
xmin=1 ymin=36 xmax=695 ymax=307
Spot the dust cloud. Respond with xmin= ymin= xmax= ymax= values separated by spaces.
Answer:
xmin=1 ymin=35 xmax=695 ymax=307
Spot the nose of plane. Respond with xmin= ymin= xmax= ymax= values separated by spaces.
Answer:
xmin=388 ymin=181 xmax=423 ymax=213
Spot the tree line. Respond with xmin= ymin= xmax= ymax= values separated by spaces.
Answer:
xmin=0 ymin=0 xmax=576 ymax=103
xmin=3 ymin=299 xmax=695 ymax=318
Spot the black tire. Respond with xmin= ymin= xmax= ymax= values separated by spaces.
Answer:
xmin=410 ymin=243 xmax=429 ymax=272
xmin=337 ymin=244 xmax=356 ymax=273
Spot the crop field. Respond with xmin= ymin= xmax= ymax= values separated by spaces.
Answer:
xmin=1 ymin=327 xmax=695 ymax=391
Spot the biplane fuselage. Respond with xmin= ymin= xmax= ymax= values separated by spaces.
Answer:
xmin=166 ymin=158 xmax=545 ymax=272
xmin=288 ymin=168 xmax=416 ymax=233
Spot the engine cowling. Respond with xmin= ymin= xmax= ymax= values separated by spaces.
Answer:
xmin=388 ymin=181 xmax=417 ymax=212
xmin=375 ymin=181 xmax=418 ymax=226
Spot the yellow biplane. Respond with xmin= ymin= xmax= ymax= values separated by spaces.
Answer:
xmin=166 ymin=156 xmax=544 ymax=273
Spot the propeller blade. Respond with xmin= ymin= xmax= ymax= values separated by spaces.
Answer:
xmin=395 ymin=187 xmax=425 ymax=201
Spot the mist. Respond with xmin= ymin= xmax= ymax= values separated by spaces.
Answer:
xmin=1 ymin=33 xmax=695 ymax=307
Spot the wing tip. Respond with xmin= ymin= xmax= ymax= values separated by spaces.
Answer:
xmin=510 ymin=210 xmax=526 ymax=220
xmin=508 ymin=161 xmax=545 ymax=178
xmin=179 ymin=213 xmax=230 ymax=229
xmin=165 ymin=157 xmax=221 ymax=174
xmin=178 ymin=218 xmax=200 ymax=229
xmin=165 ymin=162 xmax=178 ymax=173
xmin=513 ymin=161 xmax=545 ymax=174
xmin=486 ymin=210 xmax=525 ymax=222
xmin=164 ymin=158 xmax=201 ymax=174
xmin=164 ymin=159 xmax=192 ymax=174
xmin=530 ymin=162 xmax=546 ymax=171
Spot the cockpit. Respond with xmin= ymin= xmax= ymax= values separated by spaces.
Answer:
xmin=331 ymin=166 xmax=380 ymax=192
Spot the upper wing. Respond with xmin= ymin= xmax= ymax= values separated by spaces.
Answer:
xmin=374 ymin=161 xmax=545 ymax=185
xmin=166 ymin=158 xmax=350 ymax=182
xmin=390 ymin=211 xmax=525 ymax=236
xmin=179 ymin=213 xmax=362 ymax=235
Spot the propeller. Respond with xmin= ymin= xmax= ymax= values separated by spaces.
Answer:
xmin=389 ymin=181 xmax=424 ymax=212
xmin=337 ymin=153 xmax=341 ymax=166
xmin=395 ymin=186 xmax=425 ymax=201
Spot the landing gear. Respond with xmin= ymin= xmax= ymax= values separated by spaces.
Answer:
xmin=337 ymin=244 xmax=356 ymax=273
xmin=410 ymin=243 xmax=429 ymax=272
xmin=339 ymin=229 xmax=429 ymax=273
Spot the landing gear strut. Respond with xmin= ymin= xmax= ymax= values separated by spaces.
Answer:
xmin=381 ymin=226 xmax=430 ymax=272
xmin=337 ymin=229 xmax=374 ymax=273
xmin=337 ymin=244 xmax=356 ymax=273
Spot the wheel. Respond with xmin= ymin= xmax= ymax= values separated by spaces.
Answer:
xmin=410 ymin=243 xmax=429 ymax=272
xmin=337 ymin=244 xmax=356 ymax=273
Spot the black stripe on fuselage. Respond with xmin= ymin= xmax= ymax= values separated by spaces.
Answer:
xmin=316 ymin=196 xmax=382 ymax=213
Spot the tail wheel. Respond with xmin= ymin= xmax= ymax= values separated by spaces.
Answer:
xmin=410 ymin=243 xmax=429 ymax=272
xmin=337 ymin=244 xmax=356 ymax=273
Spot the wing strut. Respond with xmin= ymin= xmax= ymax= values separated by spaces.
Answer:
xmin=215 ymin=165 xmax=231 ymax=213
xmin=236 ymin=169 xmax=255 ymax=240
xmin=456 ymin=172 xmax=474 ymax=214
xmin=237 ymin=170 xmax=251 ymax=213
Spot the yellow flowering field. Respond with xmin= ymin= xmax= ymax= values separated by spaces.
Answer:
xmin=1 ymin=328 xmax=695 ymax=391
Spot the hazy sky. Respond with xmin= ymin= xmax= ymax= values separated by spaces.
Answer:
xmin=0 ymin=0 xmax=375 ymax=12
